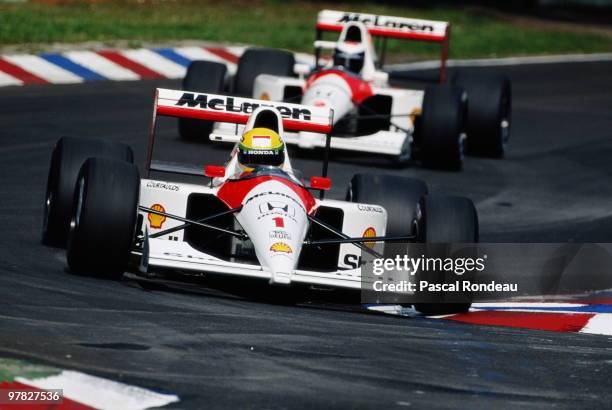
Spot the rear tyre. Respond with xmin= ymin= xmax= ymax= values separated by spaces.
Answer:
xmin=234 ymin=48 xmax=295 ymax=97
xmin=67 ymin=158 xmax=140 ymax=279
xmin=419 ymin=85 xmax=465 ymax=171
xmin=347 ymin=174 xmax=428 ymax=238
xmin=179 ymin=61 xmax=227 ymax=141
xmin=413 ymin=195 xmax=479 ymax=315
xmin=42 ymin=137 xmax=133 ymax=248
xmin=452 ymin=71 xmax=511 ymax=158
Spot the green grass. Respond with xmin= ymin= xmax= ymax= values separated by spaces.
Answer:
xmin=1 ymin=0 xmax=610 ymax=59
xmin=0 ymin=358 xmax=60 ymax=382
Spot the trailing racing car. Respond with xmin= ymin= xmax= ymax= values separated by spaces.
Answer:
xmin=42 ymin=91 xmax=479 ymax=315
xmin=180 ymin=10 xmax=511 ymax=170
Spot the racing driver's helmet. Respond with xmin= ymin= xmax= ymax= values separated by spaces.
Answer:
xmin=332 ymin=42 xmax=366 ymax=75
xmin=237 ymin=127 xmax=285 ymax=172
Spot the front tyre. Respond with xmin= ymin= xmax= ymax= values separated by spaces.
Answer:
xmin=347 ymin=174 xmax=427 ymax=238
xmin=413 ymin=195 xmax=479 ymax=315
xmin=42 ymin=137 xmax=134 ymax=248
xmin=67 ymin=158 xmax=140 ymax=279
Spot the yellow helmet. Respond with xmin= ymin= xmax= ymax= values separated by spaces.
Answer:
xmin=238 ymin=127 xmax=285 ymax=172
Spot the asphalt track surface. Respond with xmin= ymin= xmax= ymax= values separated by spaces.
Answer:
xmin=0 ymin=61 xmax=611 ymax=409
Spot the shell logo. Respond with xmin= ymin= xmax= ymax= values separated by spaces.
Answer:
xmin=270 ymin=242 xmax=292 ymax=254
xmin=148 ymin=204 xmax=167 ymax=229
xmin=259 ymin=92 xmax=270 ymax=101
xmin=363 ymin=227 xmax=376 ymax=249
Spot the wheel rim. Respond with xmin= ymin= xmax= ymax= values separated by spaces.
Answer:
xmin=70 ymin=176 xmax=85 ymax=233
xmin=414 ymin=203 xmax=424 ymax=242
xmin=42 ymin=190 xmax=52 ymax=235
xmin=42 ymin=158 xmax=58 ymax=238
xmin=499 ymin=90 xmax=511 ymax=152
xmin=458 ymin=132 xmax=466 ymax=165
xmin=500 ymin=119 xmax=510 ymax=145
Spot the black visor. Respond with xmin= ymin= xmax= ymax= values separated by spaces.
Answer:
xmin=333 ymin=50 xmax=365 ymax=74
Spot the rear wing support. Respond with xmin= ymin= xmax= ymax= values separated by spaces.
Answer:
xmin=146 ymin=90 xmax=159 ymax=179
xmin=316 ymin=10 xmax=451 ymax=83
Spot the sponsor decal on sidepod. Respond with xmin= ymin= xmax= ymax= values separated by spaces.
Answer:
xmin=146 ymin=181 xmax=179 ymax=191
xmin=148 ymin=204 xmax=167 ymax=229
xmin=363 ymin=227 xmax=377 ymax=249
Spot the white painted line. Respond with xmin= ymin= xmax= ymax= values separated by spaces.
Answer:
xmin=17 ymin=370 xmax=179 ymax=410
xmin=2 ymin=54 xmax=83 ymax=83
xmin=370 ymin=302 xmax=612 ymax=335
xmin=121 ymin=48 xmax=186 ymax=79
xmin=64 ymin=50 xmax=141 ymax=81
xmin=580 ymin=313 xmax=612 ymax=336
xmin=472 ymin=302 xmax=585 ymax=309
xmin=470 ymin=308 xmax=593 ymax=315
xmin=470 ymin=302 xmax=596 ymax=315
xmin=174 ymin=46 xmax=237 ymax=75
xmin=0 ymin=70 xmax=23 ymax=86
xmin=388 ymin=52 xmax=612 ymax=71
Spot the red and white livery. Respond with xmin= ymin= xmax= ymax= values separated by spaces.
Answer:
xmin=143 ymin=90 xmax=388 ymax=288
xmin=43 ymin=89 xmax=480 ymax=315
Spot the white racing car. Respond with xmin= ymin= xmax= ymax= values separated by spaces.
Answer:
xmin=180 ymin=10 xmax=511 ymax=170
xmin=42 ymin=91 xmax=479 ymax=315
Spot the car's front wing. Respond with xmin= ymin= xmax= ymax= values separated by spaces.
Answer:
xmin=139 ymin=236 xmax=362 ymax=290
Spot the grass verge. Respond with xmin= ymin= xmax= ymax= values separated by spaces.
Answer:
xmin=1 ymin=0 xmax=611 ymax=59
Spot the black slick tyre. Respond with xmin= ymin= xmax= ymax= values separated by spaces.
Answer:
xmin=66 ymin=157 xmax=140 ymax=279
xmin=179 ymin=61 xmax=227 ymax=141
xmin=42 ymin=137 xmax=133 ymax=248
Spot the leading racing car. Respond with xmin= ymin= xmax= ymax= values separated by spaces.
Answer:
xmin=42 ymin=91 xmax=479 ymax=315
xmin=179 ymin=10 xmax=511 ymax=170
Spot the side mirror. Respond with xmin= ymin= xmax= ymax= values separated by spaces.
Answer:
xmin=310 ymin=176 xmax=331 ymax=191
xmin=293 ymin=63 xmax=311 ymax=79
xmin=313 ymin=40 xmax=337 ymax=50
xmin=371 ymin=71 xmax=389 ymax=87
xmin=204 ymin=165 xmax=225 ymax=178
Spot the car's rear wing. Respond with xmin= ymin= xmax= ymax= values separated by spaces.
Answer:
xmin=146 ymin=88 xmax=335 ymax=182
xmin=317 ymin=9 xmax=449 ymax=41
xmin=155 ymin=88 xmax=333 ymax=134
xmin=315 ymin=10 xmax=451 ymax=82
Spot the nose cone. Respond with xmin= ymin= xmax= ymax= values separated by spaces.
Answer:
xmin=302 ymin=74 xmax=353 ymax=123
xmin=235 ymin=179 xmax=310 ymax=285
